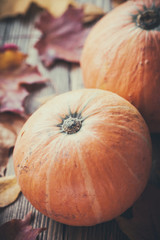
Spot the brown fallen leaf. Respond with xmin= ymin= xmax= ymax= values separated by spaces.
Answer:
xmin=0 ymin=175 xmax=21 ymax=207
xmin=117 ymin=184 xmax=160 ymax=240
xmin=0 ymin=44 xmax=48 ymax=115
xmin=0 ymin=113 xmax=26 ymax=176
xmin=0 ymin=212 xmax=46 ymax=240
xmin=34 ymin=6 xmax=91 ymax=68
xmin=0 ymin=0 xmax=76 ymax=19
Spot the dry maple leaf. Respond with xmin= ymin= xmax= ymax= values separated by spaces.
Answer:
xmin=0 ymin=212 xmax=46 ymax=240
xmin=117 ymin=184 xmax=160 ymax=240
xmin=0 ymin=44 xmax=48 ymax=115
xmin=0 ymin=112 xmax=26 ymax=176
xmin=34 ymin=6 xmax=91 ymax=68
xmin=0 ymin=175 xmax=21 ymax=207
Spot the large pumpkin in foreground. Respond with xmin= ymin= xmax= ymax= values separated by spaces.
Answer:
xmin=13 ymin=89 xmax=152 ymax=226
xmin=81 ymin=0 xmax=160 ymax=133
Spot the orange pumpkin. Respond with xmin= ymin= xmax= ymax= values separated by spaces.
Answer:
xmin=81 ymin=0 xmax=160 ymax=133
xmin=13 ymin=89 xmax=152 ymax=226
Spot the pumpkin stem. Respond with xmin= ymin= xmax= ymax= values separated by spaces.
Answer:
xmin=62 ymin=117 xmax=82 ymax=134
xmin=136 ymin=9 xmax=160 ymax=30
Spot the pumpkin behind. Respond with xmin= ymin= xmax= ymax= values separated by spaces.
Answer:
xmin=81 ymin=0 xmax=160 ymax=132
xmin=13 ymin=89 xmax=152 ymax=226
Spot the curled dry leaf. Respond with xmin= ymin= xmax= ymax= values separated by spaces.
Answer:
xmin=0 ymin=113 xmax=26 ymax=176
xmin=0 ymin=212 xmax=46 ymax=240
xmin=35 ymin=7 xmax=91 ymax=68
xmin=117 ymin=185 xmax=160 ymax=240
xmin=0 ymin=175 xmax=21 ymax=207
xmin=0 ymin=0 xmax=76 ymax=19
xmin=0 ymin=44 xmax=48 ymax=115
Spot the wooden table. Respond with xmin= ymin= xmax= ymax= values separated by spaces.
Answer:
xmin=0 ymin=0 xmax=157 ymax=239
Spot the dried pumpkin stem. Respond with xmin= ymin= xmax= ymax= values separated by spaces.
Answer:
xmin=62 ymin=117 xmax=82 ymax=134
xmin=136 ymin=9 xmax=160 ymax=30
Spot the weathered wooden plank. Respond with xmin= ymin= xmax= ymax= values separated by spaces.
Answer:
xmin=0 ymin=20 xmax=7 ymax=45
xmin=70 ymin=65 xmax=84 ymax=90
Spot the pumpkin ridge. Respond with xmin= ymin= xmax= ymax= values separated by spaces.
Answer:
xmin=108 ymin=146 xmax=142 ymax=183
xmin=77 ymin=92 xmax=98 ymax=115
xmin=151 ymin=30 xmax=160 ymax=50
xmin=17 ymin=131 xmax=61 ymax=177
xmin=16 ymin=141 xmax=41 ymax=180
xmin=141 ymin=30 xmax=149 ymax=118
xmin=81 ymin=105 xmax=136 ymax=121
xmin=105 ymin=122 xmax=150 ymax=147
xmin=130 ymin=29 xmax=146 ymax=117
xmin=17 ymin=134 xmax=65 ymax=217
xmin=84 ymin=131 xmax=143 ymax=184
xmin=100 ymin=28 xmax=138 ymax=90
xmin=45 ymin=134 xmax=67 ymax=217
xmin=83 ymin=106 xmax=150 ymax=147
xmin=76 ymin=133 xmax=120 ymax=216
xmin=100 ymin=28 xmax=152 ymax=118
xmin=76 ymin=146 xmax=103 ymax=223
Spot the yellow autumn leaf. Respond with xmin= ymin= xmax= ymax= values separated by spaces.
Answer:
xmin=0 ymin=176 xmax=21 ymax=207
xmin=0 ymin=49 xmax=27 ymax=72
xmin=71 ymin=1 xmax=105 ymax=23
xmin=81 ymin=3 xmax=105 ymax=23
xmin=0 ymin=0 xmax=76 ymax=19
xmin=0 ymin=0 xmax=105 ymax=23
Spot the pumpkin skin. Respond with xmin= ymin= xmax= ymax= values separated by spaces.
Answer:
xmin=81 ymin=0 xmax=160 ymax=133
xmin=13 ymin=89 xmax=152 ymax=226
